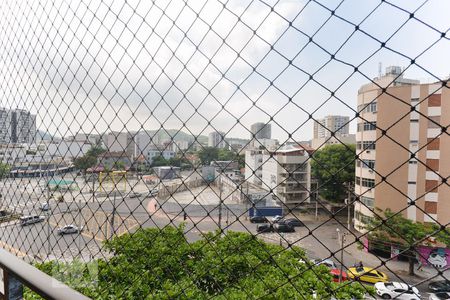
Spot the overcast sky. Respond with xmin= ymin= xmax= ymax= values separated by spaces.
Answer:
xmin=0 ymin=0 xmax=448 ymax=142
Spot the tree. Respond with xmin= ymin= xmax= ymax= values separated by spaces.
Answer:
xmin=198 ymin=147 xmax=219 ymax=165
xmin=311 ymin=144 xmax=355 ymax=202
xmin=73 ymin=146 xmax=106 ymax=173
xmin=0 ymin=163 xmax=10 ymax=179
xmin=365 ymin=208 xmax=450 ymax=276
xmin=27 ymin=226 xmax=372 ymax=299
xmin=151 ymin=155 xmax=169 ymax=167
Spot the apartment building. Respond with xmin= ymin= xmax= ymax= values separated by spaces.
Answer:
xmin=0 ymin=109 xmax=36 ymax=144
xmin=354 ymin=66 xmax=450 ymax=230
xmin=208 ymin=131 xmax=226 ymax=149
xmin=11 ymin=109 xmax=36 ymax=144
xmin=0 ymin=109 xmax=12 ymax=144
xmin=313 ymin=115 xmax=349 ymax=139
xmin=250 ymin=122 xmax=271 ymax=140
xmin=261 ymin=144 xmax=312 ymax=208
xmin=245 ymin=149 xmax=264 ymax=186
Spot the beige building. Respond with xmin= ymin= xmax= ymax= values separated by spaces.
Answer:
xmin=354 ymin=66 xmax=450 ymax=230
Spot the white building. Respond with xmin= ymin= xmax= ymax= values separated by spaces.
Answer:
xmin=147 ymin=149 xmax=176 ymax=165
xmin=44 ymin=140 xmax=92 ymax=161
xmin=261 ymin=144 xmax=312 ymax=208
xmin=208 ymin=131 xmax=226 ymax=149
xmin=245 ymin=149 xmax=264 ymax=186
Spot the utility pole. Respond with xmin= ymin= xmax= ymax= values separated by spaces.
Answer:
xmin=218 ymin=175 xmax=223 ymax=232
xmin=346 ymin=182 xmax=353 ymax=231
xmin=337 ymin=228 xmax=347 ymax=283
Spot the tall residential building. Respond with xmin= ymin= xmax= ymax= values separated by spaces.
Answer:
xmin=261 ymin=144 xmax=313 ymax=208
xmin=250 ymin=122 xmax=271 ymax=140
xmin=11 ymin=109 xmax=36 ymax=144
xmin=208 ymin=131 xmax=226 ymax=149
xmin=313 ymin=115 xmax=349 ymax=139
xmin=0 ymin=108 xmax=12 ymax=144
xmin=354 ymin=66 xmax=450 ymax=230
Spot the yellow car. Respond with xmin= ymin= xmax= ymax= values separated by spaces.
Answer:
xmin=348 ymin=267 xmax=388 ymax=284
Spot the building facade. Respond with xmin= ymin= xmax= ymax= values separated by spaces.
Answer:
xmin=250 ymin=122 xmax=271 ymax=140
xmin=313 ymin=115 xmax=349 ymax=139
xmin=11 ymin=109 xmax=36 ymax=144
xmin=261 ymin=144 xmax=312 ymax=208
xmin=208 ymin=131 xmax=226 ymax=149
xmin=354 ymin=66 xmax=450 ymax=230
xmin=245 ymin=149 xmax=264 ymax=186
xmin=102 ymin=131 xmax=136 ymax=160
xmin=311 ymin=134 xmax=356 ymax=150
xmin=0 ymin=109 xmax=12 ymax=144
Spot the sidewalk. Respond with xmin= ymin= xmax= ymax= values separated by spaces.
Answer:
xmin=344 ymin=233 xmax=450 ymax=286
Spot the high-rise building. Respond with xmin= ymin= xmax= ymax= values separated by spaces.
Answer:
xmin=0 ymin=108 xmax=12 ymax=144
xmin=313 ymin=115 xmax=349 ymax=139
xmin=250 ymin=122 xmax=271 ymax=140
xmin=354 ymin=66 xmax=450 ymax=230
xmin=208 ymin=131 xmax=226 ymax=149
xmin=11 ymin=109 xmax=36 ymax=144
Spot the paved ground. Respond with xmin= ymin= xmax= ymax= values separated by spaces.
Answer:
xmin=0 ymin=174 xmax=447 ymax=297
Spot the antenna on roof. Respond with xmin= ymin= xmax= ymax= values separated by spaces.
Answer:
xmin=378 ymin=62 xmax=382 ymax=78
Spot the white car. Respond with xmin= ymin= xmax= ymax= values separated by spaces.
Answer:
xmin=312 ymin=258 xmax=337 ymax=269
xmin=375 ymin=282 xmax=420 ymax=300
xmin=271 ymin=215 xmax=283 ymax=223
xmin=20 ymin=215 xmax=45 ymax=226
xmin=430 ymin=292 xmax=450 ymax=300
xmin=57 ymin=225 xmax=82 ymax=235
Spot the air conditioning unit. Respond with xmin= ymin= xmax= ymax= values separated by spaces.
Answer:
xmin=366 ymin=150 xmax=370 ymax=153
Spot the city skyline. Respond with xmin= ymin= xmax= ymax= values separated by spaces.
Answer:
xmin=0 ymin=1 xmax=448 ymax=143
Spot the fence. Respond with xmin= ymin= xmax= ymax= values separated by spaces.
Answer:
xmin=0 ymin=0 xmax=448 ymax=299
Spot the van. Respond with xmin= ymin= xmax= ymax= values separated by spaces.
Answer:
xmin=20 ymin=215 xmax=45 ymax=226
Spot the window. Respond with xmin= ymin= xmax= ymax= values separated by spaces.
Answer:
xmin=362 ymin=160 xmax=375 ymax=169
xmin=408 ymin=181 xmax=416 ymax=185
xmin=360 ymin=196 xmax=374 ymax=208
xmin=357 ymin=122 xmax=376 ymax=132
xmin=357 ymin=101 xmax=377 ymax=113
xmin=356 ymin=142 xmax=361 ymax=150
xmin=355 ymin=176 xmax=361 ymax=185
xmin=362 ymin=141 xmax=376 ymax=150
xmin=409 ymin=160 xmax=417 ymax=164
xmin=361 ymin=177 xmax=375 ymax=188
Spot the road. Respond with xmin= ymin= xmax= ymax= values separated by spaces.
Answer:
xmin=0 ymin=176 xmax=441 ymax=297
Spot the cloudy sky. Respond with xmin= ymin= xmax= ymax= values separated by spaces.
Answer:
xmin=0 ymin=0 xmax=448 ymax=143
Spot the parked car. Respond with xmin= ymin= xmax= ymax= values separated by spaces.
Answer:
xmin=348 ymin=267 xmax=388 ymax=284
xmin=312 ymin=258 xmax=337 ymax=269
xmin=430 ymin=292 xmax=450 ymax=300
xmin=271 ymin=215 xmax=283 ymax=223
xmin=147 ymin=189 xmax=159 ymax=197
xmin=429 ymin=280 xmax=450 ymax=293
xmin=330 ymin=269 xmax=348 ymax=282
xmin=280 ymin=218 xmax=303 ymax=227
xmin=256 ymin=224 xmax=273 ymax=233
xmin=40 ymin=202 xmax=50 ymax=211
xmin=250 ymin=216 xmax=268 ymax=223
xmin=374 ymin=282 xmax=420 ymax=300
xmin=129 ymin=192 xmax=141 ymax=198
xmin=273 ymin=223 xmax=295 ymax=233
xmin=57 ymin=225 xmax=82 ymax=235
xmin=20 ymin=215 xmax=45 ymax=226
